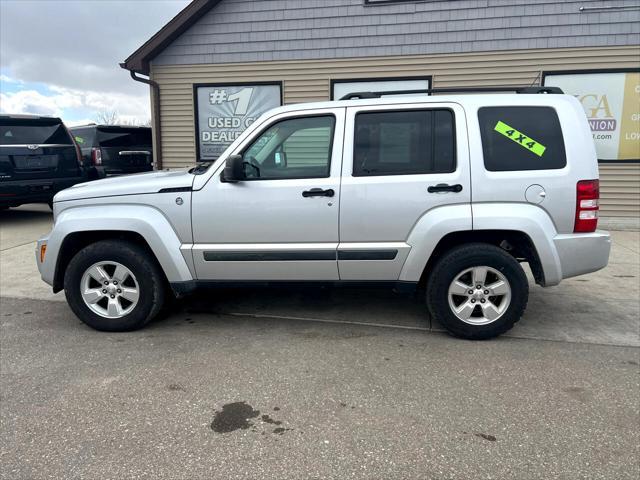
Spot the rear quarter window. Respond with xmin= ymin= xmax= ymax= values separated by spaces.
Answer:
xmin=478 ymin=106 xmax=567 ymax=171
xmin=71 ymin=128 xmax=96 ymax=147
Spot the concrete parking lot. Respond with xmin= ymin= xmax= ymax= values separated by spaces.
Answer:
xmin=1 ymin=204 xmax=639 ymax=479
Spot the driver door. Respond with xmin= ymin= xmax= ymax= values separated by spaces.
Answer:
xmin=191 ymin=108 xmax=345 ymax=281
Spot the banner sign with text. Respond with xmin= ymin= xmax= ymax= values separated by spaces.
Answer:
xmin=544 ymin=71 xmax=640 ymax=161
xmin=195 ymin=83 xmax=282 ymax=160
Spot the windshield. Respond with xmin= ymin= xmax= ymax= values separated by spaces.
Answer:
xmin=0 ymin=119 xmax=72 ymax=145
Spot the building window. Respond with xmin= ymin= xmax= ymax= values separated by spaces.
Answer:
xmin=353 ymin=109 xmax=455 ymax=176
xmin=194 ymin=83 xmax=282 ymax=161
xmin=331 ymin=77 xmax=431 ymax=101
xmin=478 ymin=107 xmax=567 ymax=172
xmin=542 ymin=69 xmax=639 ymax=162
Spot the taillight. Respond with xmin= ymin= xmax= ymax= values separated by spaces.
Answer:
xmin=91 ymin=147 xmax=102 ymax=166
xmin=574 ymin=180 xmax=599 ymax=233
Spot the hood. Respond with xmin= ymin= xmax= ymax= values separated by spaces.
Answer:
xmin=54 ymin=169 xmax=194 ymax=203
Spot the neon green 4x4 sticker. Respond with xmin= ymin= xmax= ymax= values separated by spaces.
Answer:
xmin=494 ymin=121 xmax=546 ymax=157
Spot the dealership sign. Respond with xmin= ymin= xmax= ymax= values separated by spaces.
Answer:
xmin=195 ymin=83 xmax=282 ymax=160
xmin=544 ymin=71 xmax=640 ymax=161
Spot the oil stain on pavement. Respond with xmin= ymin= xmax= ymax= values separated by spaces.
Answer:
xmin=211 ymin=402 xmax=260 ymax=433
xmin=211 ymin=402 xmax=292 ymax=435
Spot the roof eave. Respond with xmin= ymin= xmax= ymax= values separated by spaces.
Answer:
xmin=121 ymin=0 xmax=222 ymax=75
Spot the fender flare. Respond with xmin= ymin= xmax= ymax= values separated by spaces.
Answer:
xmin=47 ymin=204 xmax=194 ymax=287
xmin=399 ymin=203 xmax=562 ymax=286
xmin=399 ymin=204 xmax=473 ymax=282
xmin=472 ymin=203 xmax=562 ymax=285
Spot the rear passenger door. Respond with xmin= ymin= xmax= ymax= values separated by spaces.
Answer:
xmin=339 ymin=103 xmax=471 ymax=280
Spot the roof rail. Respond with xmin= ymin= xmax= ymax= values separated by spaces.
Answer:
xmin=339 ymin=86 xmax=563 ymax=100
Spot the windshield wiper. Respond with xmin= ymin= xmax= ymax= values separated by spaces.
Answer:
xmin=189 ymin=162 xmax=212 ymax=175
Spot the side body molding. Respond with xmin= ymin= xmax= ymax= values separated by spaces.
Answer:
xmin=472 ymin=203 xmax=563 ymax=286
xmin=43 ymin=205 xmax=194 ymax=287
xmin=399 ymin=204 xmax=473 ymax=282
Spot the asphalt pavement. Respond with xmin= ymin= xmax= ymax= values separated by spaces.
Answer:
xmin=0 ymin=204 xmax=639 ymax=479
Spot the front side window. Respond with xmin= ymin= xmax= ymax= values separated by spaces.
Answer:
xmin=353 ymin=109 xmax=455 ymax=176
xmin=478 ymin=106 xmax=567 ymax=171
xmin=241 ymin=115 xmax=335 ymax=180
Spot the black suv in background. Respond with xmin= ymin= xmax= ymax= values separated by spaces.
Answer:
xmin=0 ymin=114 xmax=85 ymax=210
xmin=70 ymin=125 xmax=153 ymax=179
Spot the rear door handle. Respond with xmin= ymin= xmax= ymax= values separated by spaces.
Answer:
xmin=302 ymin=188 xmax=335 ymax=198
xmin=427 ymin=183 xmax=463 ymax=193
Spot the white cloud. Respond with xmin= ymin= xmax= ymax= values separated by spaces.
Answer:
xmin=1 ymin=0 xmax=189 ymax=94
xmin=0 ymin=85 xmax=151 ymax=124
xmin=0 ymin=89 xmax=80 ymax=117
xmin=65 ymin=118 xmax=96 ymax=128
xmin=0 ymin=0 xmax=188 ymax=124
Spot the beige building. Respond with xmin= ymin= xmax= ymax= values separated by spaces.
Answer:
xmin=122 ymin=0 xmax=640 ymax=220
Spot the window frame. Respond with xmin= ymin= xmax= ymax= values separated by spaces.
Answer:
xmin=477 ymin=105 xmax=568 ymax=173
xmin=238 ymin=113 xmax=337 ymax=181
xmin=351 ymin=107 xmax=457 ymax=178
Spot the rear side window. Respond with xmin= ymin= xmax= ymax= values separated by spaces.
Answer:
xmin=0 ymin=119 xmax=72 ymax=145
xmin=353 ymin=109 xmax=455 ymax=176
xmin=97 ymin=128 xmax=152 ymax=148
xmin=478 ymin=107 xmax=567 ymax=171
xmin=71 ymin=128 xmax=96 ymax=147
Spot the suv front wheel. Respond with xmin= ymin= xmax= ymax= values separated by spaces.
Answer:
xmin=64 ymin=240 xmax=166 ymax=331
xmin=426 ymin=243 xmax=529 ymax=340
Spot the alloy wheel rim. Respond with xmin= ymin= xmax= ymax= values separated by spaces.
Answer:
xmin=80 ymin=261 xmax=139 ymax=319
xmin=447 ymin=266 xmax=511 ymax=325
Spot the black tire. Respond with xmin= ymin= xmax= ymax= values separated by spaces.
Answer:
xmin=64 ymin=240 xmax=166 ymax=332
xmin=426 ymin=243 xmax=528 ymax=340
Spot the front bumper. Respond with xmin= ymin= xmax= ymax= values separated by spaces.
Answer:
xmin=553 ymin=230 xmax=611 ymax=280
xmin=36 ymin=235 xmax=55 ymax=287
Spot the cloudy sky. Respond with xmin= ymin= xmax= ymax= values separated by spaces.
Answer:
xmin=0 ymin=0 xmax=190 ymax=126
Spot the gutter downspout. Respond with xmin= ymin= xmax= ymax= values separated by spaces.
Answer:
xmin=123 ymin=67 xmax=163 ymax=170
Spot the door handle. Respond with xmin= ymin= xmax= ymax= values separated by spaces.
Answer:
xmin=427 ymin=183 xmax=463 ymax=193
xmin=302 ymin=188 xmax=335 ymax=198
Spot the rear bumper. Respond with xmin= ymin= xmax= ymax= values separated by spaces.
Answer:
xmin=553 ymin=230 xmax=611 ymax=281
xmin=0 ymin=177 xmax=85 ymax=207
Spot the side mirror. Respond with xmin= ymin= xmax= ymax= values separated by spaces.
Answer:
xmin=222 ymin=154 xmax=245 ymax=183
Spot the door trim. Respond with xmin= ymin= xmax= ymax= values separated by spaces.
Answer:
xmin=204 ymin=250 xmax=336 ymax=262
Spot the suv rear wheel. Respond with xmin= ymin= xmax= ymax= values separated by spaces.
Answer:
xmin=64 ymin=240 xmax=165 ymax=331
xmin=426 ymin=243 xmax=528 ymax=340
